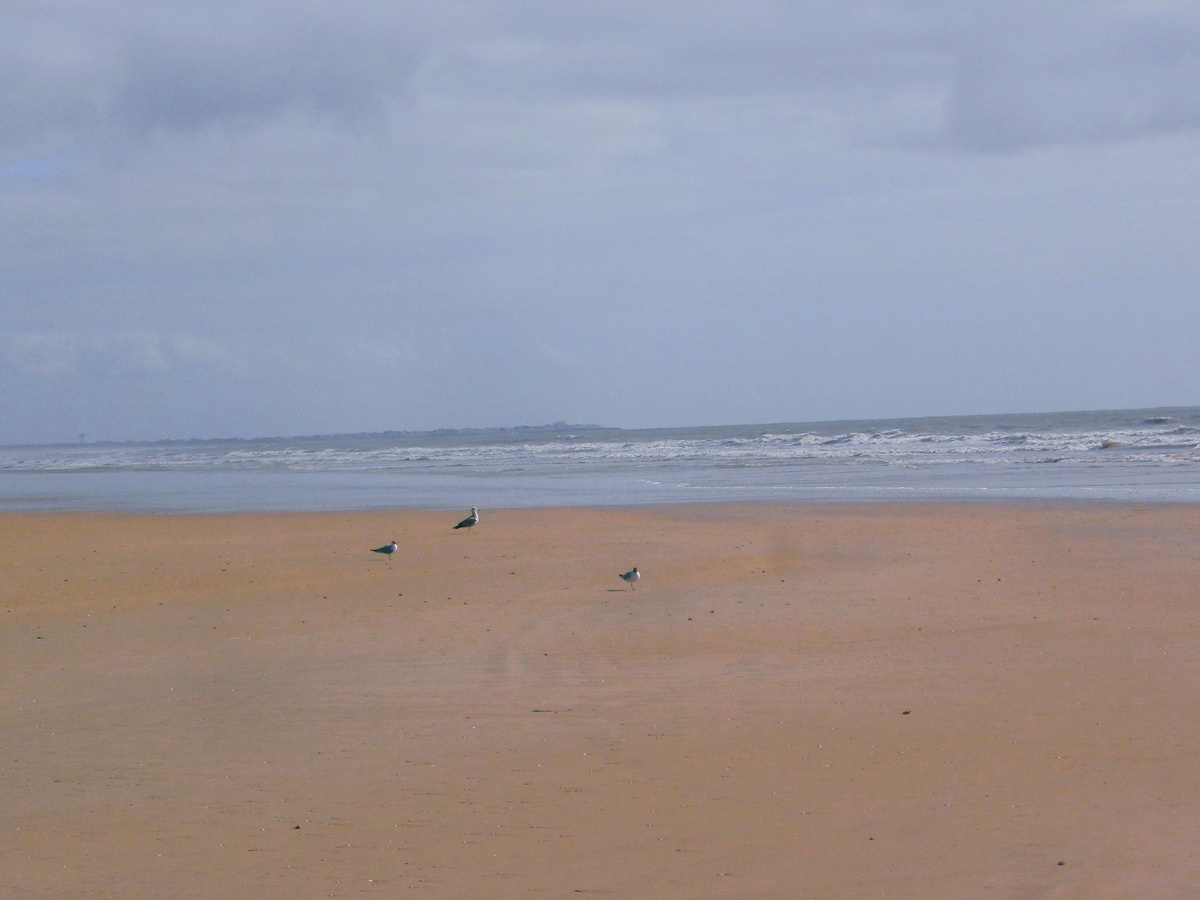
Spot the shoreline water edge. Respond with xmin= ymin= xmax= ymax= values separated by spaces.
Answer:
xmin=2 ymin=405 xmax=1199 ymax=511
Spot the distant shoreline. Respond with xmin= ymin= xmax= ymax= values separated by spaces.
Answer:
xmin=5 ymin=403 xmax=1197 ymax=451
xmin=4 ymin=405 xmax=1197 ymax=512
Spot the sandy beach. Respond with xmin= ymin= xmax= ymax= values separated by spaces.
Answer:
xmin=4 ymin=503 xmax=1200 ymax=898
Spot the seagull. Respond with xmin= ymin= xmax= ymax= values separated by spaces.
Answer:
xmin=619 ymin=567 xmax=640 ymax=589
xmin=454 ymin=507 xmax=480 ymax=531
xmin=371 ymin=541 xmax=398 ymax=559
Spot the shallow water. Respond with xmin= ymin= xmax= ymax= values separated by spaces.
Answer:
xmin=3 ymin=406 xmax=1199 ymax=511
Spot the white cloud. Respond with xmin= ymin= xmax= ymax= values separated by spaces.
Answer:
xmin=333 ymin=338 xmax=426 ymax=372
xmin=0 ymin=331 xmax=240 ymax=380
xmin=1 ymin=333 xmax=80 ymax=377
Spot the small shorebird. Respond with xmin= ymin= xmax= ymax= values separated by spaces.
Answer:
xmin=619 ymin=567 xmax=640 ymax=589
xmin=371 ymin=541 xmax=398 ymax=559
xmin=454 ymin=507 xmax=480 ymax=532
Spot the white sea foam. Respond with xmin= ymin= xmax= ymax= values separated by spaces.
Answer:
xmin=2 ymin=407 xmax=1198 ymax=510
xmin=4 ymin=425 xmax=1199 ymax=473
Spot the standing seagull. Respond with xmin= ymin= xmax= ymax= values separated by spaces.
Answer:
xmin=619 ymin=567 xmax=640 ymax=589
xmin=454 ymin=507 xmax=480 ymax=532
xmin=372 ymin=541 xmax=398 ymax=559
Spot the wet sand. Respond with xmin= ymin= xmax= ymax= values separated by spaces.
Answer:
xmin=4 ymin=503 xmax=1200 ymax=898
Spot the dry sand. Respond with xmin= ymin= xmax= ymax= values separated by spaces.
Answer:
xmin=4 ymin=503 xmax=1200 ymax=898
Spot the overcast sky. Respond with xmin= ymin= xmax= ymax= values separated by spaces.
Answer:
xmin=3 ymin=1 xmax=1199 ymax=443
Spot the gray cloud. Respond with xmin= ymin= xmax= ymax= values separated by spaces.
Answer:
xmin=2 ymin=2 xmax=1199 ymax=443
xmin=6 ymin=1 xmax=1197 ymax=160
xmin=1 ymin=2 xmax=422 ymax=155
xmin=111 ymin=10 xmax=413 ymax=136
xmin=947 ymin=2 xmax=1200 ymax=151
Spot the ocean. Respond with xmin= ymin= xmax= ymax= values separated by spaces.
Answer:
xmin=2 ymin=406 xmax=1199 ymax=512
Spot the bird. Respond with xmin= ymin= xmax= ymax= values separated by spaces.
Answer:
xmin=454 ymin=507 xmax=480 ymax=531
xmin=372 ymin=541 xmax=398 ymax=559
xmin=619 ymin=567 xmax=640 ymax=589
